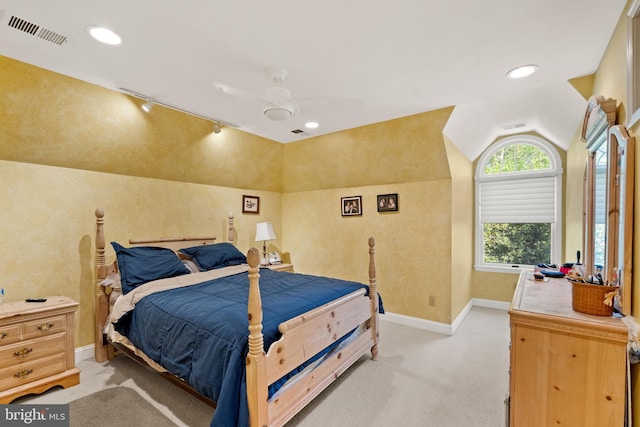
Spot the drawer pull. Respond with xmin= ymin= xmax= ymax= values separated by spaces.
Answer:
xmin=38 ymin=322 xmax=55 ymax=332
xmin=14 ymin=369 xmax=33 ymax=379
xmin=0 ymin=331 xmax=6 ymax=340
xmin=13 ymin=347 xmax=33 ymax=358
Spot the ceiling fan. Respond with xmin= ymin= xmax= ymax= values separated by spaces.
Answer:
xmin=216 ymin=68 xmax=299 ymax=121
xmin=216 ymin=67 xmax=363 ymax=123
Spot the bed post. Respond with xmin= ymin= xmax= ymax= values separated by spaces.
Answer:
xmin=246 ymin=247 xmax=268 ymax=427
xmin=94 ymin=208 xmax=113 ymax=362
xmin=368 ymin=237 xmax=379 ymax=360
xmin=228 ymin=212 xmax=237 ymax=243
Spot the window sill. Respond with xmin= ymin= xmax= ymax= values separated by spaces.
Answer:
xmin=474 ymin=265 xmax=528 ymax=274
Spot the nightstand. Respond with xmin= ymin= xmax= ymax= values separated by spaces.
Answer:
xmin=266 ymin=263 xmax=294 ymax=273
xmin=0 ymin=296 xmax=80 ymax=403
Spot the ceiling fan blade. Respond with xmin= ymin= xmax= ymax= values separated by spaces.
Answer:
xmin=215 ymin=82 xmax=261 ymax=105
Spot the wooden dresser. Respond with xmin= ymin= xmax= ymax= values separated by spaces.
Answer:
xmin=0 ymin=296 xmax=80 ymax=403
xmin=509 ymin=271 xmax=627 ymax=427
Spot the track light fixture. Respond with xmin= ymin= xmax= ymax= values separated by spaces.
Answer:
xmin=213 ymin=121 xmax=221 ymax=134
xmin=141 ymin=100 xmax=154 ymax=112
xmin=119 ymin=88 xmax=237 ymax=129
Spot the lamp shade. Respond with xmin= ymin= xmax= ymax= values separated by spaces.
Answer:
xmin=255 ymin=222 xmax=276 ymax=242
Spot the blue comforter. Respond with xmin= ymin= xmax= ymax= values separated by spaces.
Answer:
xmin=114 ymin=267 xmax=383 ymax=427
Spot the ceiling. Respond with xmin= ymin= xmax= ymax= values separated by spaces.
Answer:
xmin=0 ymin=1 xmax=628 ymax=161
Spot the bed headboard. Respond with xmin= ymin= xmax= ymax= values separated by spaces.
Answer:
xmin=93 ymin=207 xmax=234 ymax=361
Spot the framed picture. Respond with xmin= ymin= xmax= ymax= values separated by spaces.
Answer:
xmin=242 ymin=195 xmax=260 ymax=214
xmin=377 ymin=193 xmax=398 ymax=212
xmin=341 ymin=196 xmax=362 ymax=216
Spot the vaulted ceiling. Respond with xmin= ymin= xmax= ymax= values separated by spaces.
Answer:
xmin=0 ymin=1 xmax=628 ymax=160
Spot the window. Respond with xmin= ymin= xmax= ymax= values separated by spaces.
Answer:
xmin=475 ymin=135 xmax=563 ymax=273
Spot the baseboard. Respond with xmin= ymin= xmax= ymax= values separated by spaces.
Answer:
xmin=75 ymin=344 xmax=95 ymax=363
xmin=382 ymin=312 xmax=457 ymax=335
xmin=471 ymin=298 xmax=511 ymax=311
xmin=382 ymin=298 xmax=509 ymax=336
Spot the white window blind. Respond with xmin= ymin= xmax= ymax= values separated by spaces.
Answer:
xmin=479 ymin=175 xmax=556 ymax=223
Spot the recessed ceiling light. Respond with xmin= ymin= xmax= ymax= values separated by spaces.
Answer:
xmin=506 ymin=64 xmax=538 ymax=79
xmin=87 ymin=26 xmax=122 ymax=45
xmin=305 ymin=121 xmax=319 ymax=129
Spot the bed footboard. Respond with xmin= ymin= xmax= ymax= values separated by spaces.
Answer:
xmin=246 ymin=237 xmax=379 ymax=427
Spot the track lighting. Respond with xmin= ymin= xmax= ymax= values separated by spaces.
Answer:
xmin=119 ymin=88 xmax=237 ymax=129
xmin=141 ymin=100 xmax=154 ymax=112
xmin=213 ymin=121 xmax=221 ymax=134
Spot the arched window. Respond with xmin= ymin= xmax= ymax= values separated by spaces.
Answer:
xmin=475 ymin=135 xmax=563 ymax=273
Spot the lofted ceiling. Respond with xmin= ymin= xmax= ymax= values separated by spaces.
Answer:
xmin=0 ymin=1 xmax=628 ymax=161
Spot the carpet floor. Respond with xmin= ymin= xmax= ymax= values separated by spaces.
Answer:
xmin=69 ymin=387 xmax=177 ymax=427
xmin=16 ymin=306 xmax=510 ymax=426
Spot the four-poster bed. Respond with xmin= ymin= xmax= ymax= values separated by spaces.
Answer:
xmin=93 ymin=208 xmax=380 ymax=427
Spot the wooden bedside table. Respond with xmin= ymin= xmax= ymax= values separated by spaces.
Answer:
xmin=266 ymin=263 xmax=294 ymax=273
xmin=0 ymin=296 xmax=80 ymax=403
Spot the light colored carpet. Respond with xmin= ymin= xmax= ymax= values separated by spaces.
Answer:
xmin=18 ymin=306 xmax=509 ymax=426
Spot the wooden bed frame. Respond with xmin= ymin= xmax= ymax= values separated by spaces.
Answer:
xmin=93 ymin=208 xmax=380 ymax=427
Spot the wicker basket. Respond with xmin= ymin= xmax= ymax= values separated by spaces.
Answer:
xmin=571 ymin=281 xmax=619 ymax=316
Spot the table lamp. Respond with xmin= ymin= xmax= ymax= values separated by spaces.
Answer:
xmin=255 ymin=222 xmax=276 ymax=266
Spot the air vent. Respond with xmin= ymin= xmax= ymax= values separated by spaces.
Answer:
xmin=291 ymin=129 xmax=305 ymax=134
xmin=6 ymin=14 xmax=68 ymax=45
xmin=501 ymin=122 xmax=527 ymax=131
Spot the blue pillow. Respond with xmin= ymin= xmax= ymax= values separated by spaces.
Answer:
xmin=178 ymin=243 xmax=247 ymax=271
xmin=111 ymin=242 xmax=191 ymax=294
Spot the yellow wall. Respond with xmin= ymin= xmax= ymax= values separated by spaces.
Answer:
xmin=1 ymin=56 xmax=283 ymax=192
xmin=0 ymin=160 xmax=284 ymax=347
xmin=282 ymin=109 xmax=453 ymax=192
xmin=445 ymin=136 xmax=474 ymax=316
xmin=281 ymin=108 xmax=458 ymax=323
xmin=0 ymin=56 xmax=285 ymax=347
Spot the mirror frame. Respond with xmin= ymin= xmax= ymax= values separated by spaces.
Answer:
xmin=582 ymin=96 xmax=616 ymax=281
xmin=607 ymin=125 xmax=635 ymax=315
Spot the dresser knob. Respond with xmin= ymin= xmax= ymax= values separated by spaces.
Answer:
xmin=13 ymin=347 xmax=33 ymax=358
xmin=0 ymin=331 xmax=6 ymax=340
xmin=14 ymin=369 xmax=33 ymax=379
xmin=37 ymin=322 xmax=54 ymax=332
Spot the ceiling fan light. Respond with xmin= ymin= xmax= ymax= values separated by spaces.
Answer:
xmin=264 ymin=106 xmax=293 ymax=121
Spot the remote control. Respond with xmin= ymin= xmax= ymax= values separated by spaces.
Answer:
xmin=25 ymin=298 xmax=47 ymax=303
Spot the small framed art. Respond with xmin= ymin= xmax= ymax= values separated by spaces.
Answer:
xmin=341 ymin=196 xmax=362 ymax=216
xmin=242 ymin=195 xmax=260 ymax=214
xmin=377 ymin=193 xmax=398 ymax=212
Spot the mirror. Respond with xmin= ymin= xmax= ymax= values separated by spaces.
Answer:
xmin=593 ymin=142 xmax=607 ymax=269
xmin=582 ymin=96 xmax=616 ymax=281
xmin=582 ymin=95 xmax=635 ymax=316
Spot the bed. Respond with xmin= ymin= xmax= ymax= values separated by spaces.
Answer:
xmin=93 ymin=208 xmax=381 ymax=427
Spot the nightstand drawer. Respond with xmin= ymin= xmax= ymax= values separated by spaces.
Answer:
xmin=23 ymin=315 xmax=65 ymax=339
xmin=0 ymin=324 xmax=21 ymax=346
xmin=0 ymin=333 xmax=66 ymax=367
xmin=0 ymin=353 xmax=66 ymax=392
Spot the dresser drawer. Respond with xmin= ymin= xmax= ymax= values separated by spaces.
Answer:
xmin=0 ymin=324 xmax=21 ymax=346
xmin=0 ymin=333 xmax=66 ymax=367
xmin=0 ymin=353 xmax=66 ymax=392
xmin=23 ymin=315 xmax=65 ymax=339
